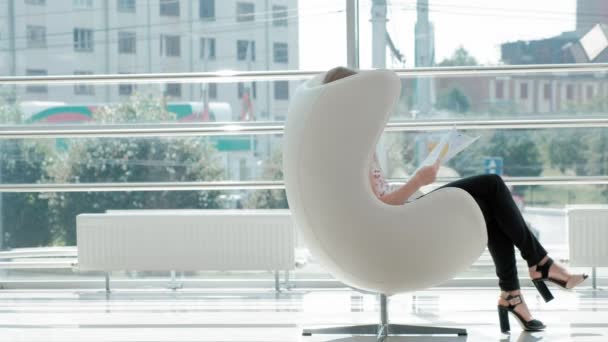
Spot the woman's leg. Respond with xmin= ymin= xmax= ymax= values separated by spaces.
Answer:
xmin=440 ymin=174 xmax=547 ymax=268
xmin=439 ymin=174 xmax=543 ymax=323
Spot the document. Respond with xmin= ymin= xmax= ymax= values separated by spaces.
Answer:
xmin=413 ymin=126 xmax=479 ymax=174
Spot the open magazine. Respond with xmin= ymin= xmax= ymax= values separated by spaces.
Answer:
xmin=412 ymin=126 xmax=480 ymax=175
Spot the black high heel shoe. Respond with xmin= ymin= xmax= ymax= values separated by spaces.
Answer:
xmin=497 ymin=294 xmax=546 ymax=333
xmin=531 ymin=257 xmax=588 ymax=303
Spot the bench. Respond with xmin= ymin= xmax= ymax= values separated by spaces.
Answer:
xmin=76 ymin=209 xmax=295 ymax=292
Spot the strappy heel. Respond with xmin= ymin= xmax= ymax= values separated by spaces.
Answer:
xmin=497 ymin=294 xmax=546 ymax=333
xmin=532 ymin=257 xmax=588 ymax=303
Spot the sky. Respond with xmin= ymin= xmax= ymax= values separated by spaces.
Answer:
xmin=298 ymin=0 xmax=577 ymax=70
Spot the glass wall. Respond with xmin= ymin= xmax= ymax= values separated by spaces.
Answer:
xmin=0 ymin=0 xmax=606 ymax=288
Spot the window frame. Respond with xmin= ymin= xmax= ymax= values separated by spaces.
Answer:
xmin=160 ymin=34 xmax=181 ymax=57
xmin=273 ymin=42 xmax=288 ymax=64
xmin=273 ymin=80 xmax=289 ymax=100
xmin=272 ymin=5 xmax=288 ymax=27
xmin=236 ymin=2 xmax=255 ymax=22
xmin=118 ymin=31 xmax=137 ymax=54
xmin=73 ymin=28 xmax=94 ymax=52
xmin=160 ymin=0 xmax=180 ymax=16
xmin=117 ymin=0 xmax=136 ymax=13
xmin=199 ymin=0 xmax=215 ymax=20
xmin=26 ymin=25 xmax=47 ymax=48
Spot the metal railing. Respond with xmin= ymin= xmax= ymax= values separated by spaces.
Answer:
xmin=2 ymin=63 xmax=608 ymax=191
xmin=1 ymin=63 xmax=608 ymax=84
xmin=2 ymin=117 xmax=608 ymax=139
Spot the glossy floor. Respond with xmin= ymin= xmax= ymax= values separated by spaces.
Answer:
xmin=0 ymin=287 xmax=606 ymax=341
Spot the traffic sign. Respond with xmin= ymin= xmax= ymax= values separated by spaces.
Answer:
xmin=484 ymin=157 xmax=504 ymax=175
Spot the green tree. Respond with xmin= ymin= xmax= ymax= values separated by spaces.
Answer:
xmin=450 ymin=130 xmax=543 ymax=177
xmin=547 ymin=129 xmax=587 ymax=175
xmin=436 ymin=46 xmax=476 ymax=114
xmin=437 ymin=87 xmax=470 ymax=113
xmin=246 ymin=147 xmax=287 ymax=209
xmin=438 ymin=46 xmax=478 ymax=67
xmin=45 ymin=94 xmax=225 ymax=245
xmin=0 ymin=96 xmax=55 ymax=248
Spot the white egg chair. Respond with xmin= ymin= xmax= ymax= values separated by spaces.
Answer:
xmin=283 ymin=69 xmax=488 ymax=339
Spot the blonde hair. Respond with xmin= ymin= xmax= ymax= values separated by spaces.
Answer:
xmin=323 ymin=66 xmax=357 ymax=84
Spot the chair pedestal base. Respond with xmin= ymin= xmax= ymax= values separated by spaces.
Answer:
xmin=302 ymin=324 xmax=466 ymax=339
xmin=302 ymin=294 xmax=467 ymax=340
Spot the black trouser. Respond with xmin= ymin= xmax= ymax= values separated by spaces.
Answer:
xmin=438 ymin=174 xmax=547 ymax=291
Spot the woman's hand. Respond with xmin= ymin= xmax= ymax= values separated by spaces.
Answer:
xmin=412 ymin=160 xmax=441 ymax=187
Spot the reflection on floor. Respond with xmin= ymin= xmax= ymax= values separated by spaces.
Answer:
xmin=0 ymin=287 xmax=606 ymax=341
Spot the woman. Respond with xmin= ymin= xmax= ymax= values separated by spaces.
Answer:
xmin=324 ymin=66 xmax=588 ymax=333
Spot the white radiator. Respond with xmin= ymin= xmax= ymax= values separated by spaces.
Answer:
xmin=76 ymin=210 xmax=295 ymax=272
xmin=566 ymin=205 xmax=608 ymax=267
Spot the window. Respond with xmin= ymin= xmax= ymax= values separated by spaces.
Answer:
xmin=586 ymin=85 xmax=594 ymax=100
xmin=274 ymin=81 xmax=289 ymax=100
xmin=117 ymin=0 xmax=135 ymax=12
xmin=208 ymin=83 xmax=217 ymax=99
xmin=236 ymin=2 xmax=254 ymax=22
xmin=26 ymin=25 xmax=46 ymax=48
xmin=273 ymin=42 xmax=288 ymax=63
xmin=200 ymin=37 xmax=215 ymax=59
xmin=520 ymin=83 xmax=528 ymax=100
xmin=118 ymin=81 xmax=134 ymax=96
xmin=566 ymin=84 xmax=574 ymax=100
xmin=73 ymin=28 xmax=94 ymax=52
xmin=495 ymin=80 xmax=504 ymax=99
xmin=238 ymin=82 xmax=256 ymax=99
xmin=238 ymin=82 xmax=245 ymax=98
xmin=272 ymin=5 xmax=288 ymax=27
xmin=118 ymin=31 xmax=136 ymax=54
xmin=73 ymin=0 xmax=93 ymax=8
xmin=26 ymin=69 xmax=47 ymax=93
xmin=237 ymin=40 xmax=255 ymax=61
xmin=543 ymin=84 xmax=552 ymax=100
xmin=119 ymin=84 xmax=134 ymax=96
xmin=160 ymin=34 xmax=180 ymax=57
xmin=74 ymin=71 xmax=94 ymax=95
xmin=25 ymin=0 xmax=45 ymax=5
xmin=199 ymin=0 xmax=214 ymax=20
xmin=165 ymin=83 xmax=182 ymax=97
xmin=160 ymin=0 xmax=179 ymax=16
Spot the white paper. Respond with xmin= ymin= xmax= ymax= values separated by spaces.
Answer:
xmin=413 ymin=126 xmax=479 ymax=175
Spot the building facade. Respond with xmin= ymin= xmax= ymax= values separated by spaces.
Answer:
xmin=0 ymin=0 xmax=299 ymax=187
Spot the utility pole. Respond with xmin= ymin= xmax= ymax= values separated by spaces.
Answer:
xmin=371 ymin=0 xmax=387 ymax=69
xmin=371 ymin=0 xmax=389 ymax=169
xmin=414 ymin=0 xmax=435 ymax=116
